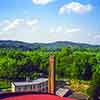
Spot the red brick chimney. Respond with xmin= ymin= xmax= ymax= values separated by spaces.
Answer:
xmin=48 ymin=55 xmax=56 ymax=95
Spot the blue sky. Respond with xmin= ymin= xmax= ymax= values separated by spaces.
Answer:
xmin=0 ymin=0 xmax=100 ymax=44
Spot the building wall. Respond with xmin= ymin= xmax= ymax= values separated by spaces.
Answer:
xmin=11 ymin=81 xmax=48 ymax=93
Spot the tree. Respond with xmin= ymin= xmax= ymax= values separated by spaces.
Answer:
xmin=87 ymin=64 xmax=100 ymax=100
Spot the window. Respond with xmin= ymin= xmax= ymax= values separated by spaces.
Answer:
xmin=16 ymin=87 xmax=21 ymax=92
xmin=33 ymin=85 xmax=35 ymax=89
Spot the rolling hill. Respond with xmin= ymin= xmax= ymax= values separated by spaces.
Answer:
xmin=0 ymin=40 xmax=100 ymax=51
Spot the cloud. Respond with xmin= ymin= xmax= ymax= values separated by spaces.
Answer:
xmin=0 ymin=18 xmax=40 ymax=42
xmin=94 ymin=35 xmax=100 ymax=39
xmin=50 ymin=26 xmax=80 ymax=34
xmin=3 ymin=18 xmax=39 ymax=31
xmin=87 ymin=34 xmax=100 ymax=45
xmin=66 ymin=28 xmax=80 ymax=33
xmin=59 ymin=2 xmax=93 ymax=15
xmin=3 ymin=19 xmax=22 ymax=31
xmin=93 ymin=35 xmax=100 ymax=43
xmin=27 ymin=19 xmax=39 ymax=26
xmin=0 ymin=20 xmax=10 ymax=27
xmin=32 ymin=0 xmax=54 ymax=5
xmin=50 ymin=26 xmax=63 ymax=33
xmin=2 ymin=20 xmax=10 ymax=24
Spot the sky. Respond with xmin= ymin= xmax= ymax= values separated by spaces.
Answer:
xmin=0 ymin=0 xmax=100 ymax=44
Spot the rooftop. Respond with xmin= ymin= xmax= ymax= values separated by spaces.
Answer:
xmin=2 ymin=94 xmax=76 ymax=100
xmin=13 ymin=78 xmax=48 ymax=86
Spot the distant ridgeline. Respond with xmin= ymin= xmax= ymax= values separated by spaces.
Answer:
xmin=0 ymin=40 xmax=100 ymax=51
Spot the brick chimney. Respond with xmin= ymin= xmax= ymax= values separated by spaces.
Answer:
xmin=48 ymin=55 xmax=56 ymax=95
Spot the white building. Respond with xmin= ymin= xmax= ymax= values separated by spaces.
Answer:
xmin=11 ymin=78 xmax=48 ymax=93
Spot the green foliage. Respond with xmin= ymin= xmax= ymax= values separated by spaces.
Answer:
xmin=87 ymin=64 xmax=100 ymax=99
xmin=0 ymin=47 xmax=99 ymax=94
xmin=0 ymin=80 xmax=10 ymax=89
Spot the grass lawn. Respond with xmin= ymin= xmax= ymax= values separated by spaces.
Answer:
xmin=56 ymin=78 xmax=90 ymax=95
xmin=69 ymin=79 xmax=90 ymax=95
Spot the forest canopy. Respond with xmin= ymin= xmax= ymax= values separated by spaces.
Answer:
xmin=0 ymin=47 xmax=99 ymax=81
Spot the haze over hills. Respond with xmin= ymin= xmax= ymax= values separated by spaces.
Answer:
xmin=0 ymin=40 xmax=100 ymax=51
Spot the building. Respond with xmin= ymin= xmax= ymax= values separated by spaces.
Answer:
xmin=11 ymin=55 xmax=56 ymax=94
xmin=11 ymin=55 xmax=56 ymax=93
xmin=11 ymin=78 xmax=48 ymax=93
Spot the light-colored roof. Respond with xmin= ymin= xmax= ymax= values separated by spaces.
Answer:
xmin=13 ymin=78 xmax=48 ymax=86
xmin=56 ymin=88 xmax=70 ymax=97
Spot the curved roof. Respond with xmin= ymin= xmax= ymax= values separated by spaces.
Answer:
xmin=3 ymin=94 xmax=76 ymax=100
